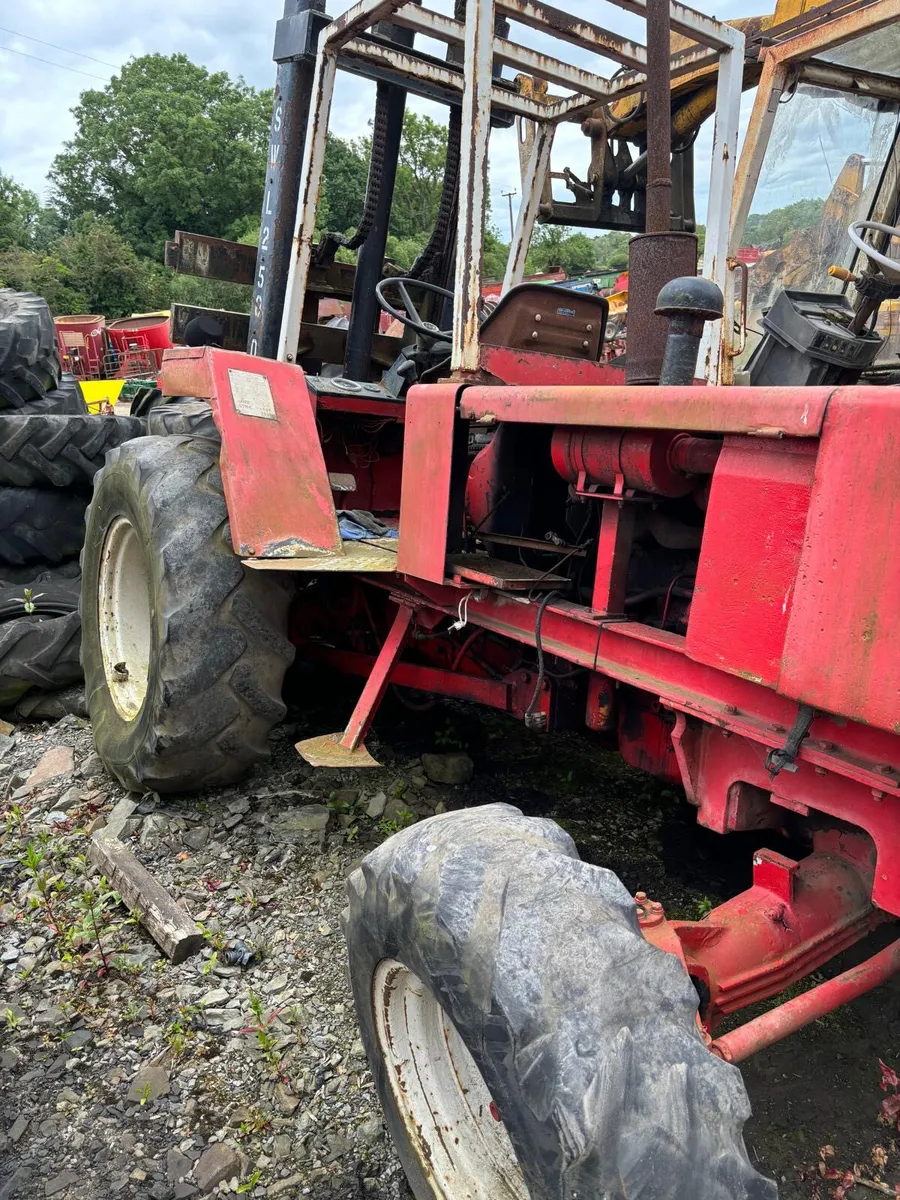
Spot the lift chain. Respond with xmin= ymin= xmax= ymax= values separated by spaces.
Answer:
xmin=765 ymin=703 xmax=815 ymax=778
xmin=409 ymin=107 xmax=462 ymax=282
xmin=315 ymin=85 xmax=390 ymax=266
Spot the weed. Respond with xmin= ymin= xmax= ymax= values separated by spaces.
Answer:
xmin=237 ymin=1108 xmax=270 ymax=1137
xmin=15 ymin=587 xmax=43 ymax=615
xmin=137 ymin=1081 xmax=152 ymax=1106
xmin=73 ymin=878 xmax=120 ymax=974
xmin=166 ymin=1006 xmax=200 ymax=1059
xmin=202 ymin=951 xmax=219 ymax=976
xmin=236 ymin=1168 xmax=262 ymax=1194
xmin=242 ymin=990 xmax=281 ymax=1072
xmin=21 ymin=842 xmax=66 ymax=936
xmin=3 ymin=804 xmax=25 ymax=836
xmin=197 ymin=922 xmax=227 ymax=951
xmin=4 ymin=1008 xmax=22 ymax=1030
xmin=378 ymin=808 xmax=417 ymax=838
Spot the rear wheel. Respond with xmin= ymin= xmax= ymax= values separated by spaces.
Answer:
xmin=344 ymin=804 xmax=777 ymax=1200
xmin=81 ymin=435 xmax=295 ymax=793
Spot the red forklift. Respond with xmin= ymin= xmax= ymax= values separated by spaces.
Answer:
xmin=83 ymin=0 xmax=900 ymax=1194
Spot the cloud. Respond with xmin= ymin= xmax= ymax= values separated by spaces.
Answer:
xmin=3 ymin=0 xmax=768 ymax=233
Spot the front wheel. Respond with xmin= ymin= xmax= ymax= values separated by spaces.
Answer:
xmin=81 ymin=435 xmax=295 ymax=792
xmin=344 ymin=804 xmax=777 ymax=1200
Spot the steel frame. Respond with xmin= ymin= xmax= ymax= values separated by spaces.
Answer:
xmin=277 ymin=0 xmax=745 ymax=371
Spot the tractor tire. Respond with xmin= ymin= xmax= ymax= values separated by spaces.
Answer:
xmin=0 ymin=414 xmax=146 ymax=488
xmin=344 ymin=804 xmax=777 ymax=1200
xmin=147 ymin=399 xmax=218 ymax=440
xmin=80 ymin=435 xmax=295 ymax=793
xmin=19 ymin=374 xmax=88 ymax=417
xmin=0 ymin=487 xmax=87 ymax=565
xmin=0 ymin=610 xmax=82 ymax=706
xmin=0 ymin=289 xmax=61 ymax=409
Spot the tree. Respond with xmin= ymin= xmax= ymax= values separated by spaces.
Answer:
xmin=0 ymin=175 xmax=40 ymax=251
xmin=744 ymin=198 xmax=824 ymax=247
xmin=50 ymin=55 xmax=272 ymax=259
xmin=390 ymin=112 xmax=448 ymax=241
xmin=593 ymin=230 xmax=631 ymax=269
xmin=526 ymin=226 xmax=598 ymax=276
xmin=319 ymin=135 xmax=370 ymax=235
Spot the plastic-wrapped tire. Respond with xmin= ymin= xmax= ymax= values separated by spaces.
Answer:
xmin=147 ymin=399 xmax=218 ymax=440
xmin=80 ymin=435 xmax=295 ymax=793
xmin=0 ymin=487 xmax=87 ymax=565
xmin=0 ymin=610 xmax=81 ymax=705
xmin=0 ymin=290 xmax=61 ymax=409
xmin=0 ymin=414 xmax=146 ymax=487
xmin=344 ymin=804 xmax=777 ymax=1200
xmin=18 ymin=374 xmax=88 ymax=417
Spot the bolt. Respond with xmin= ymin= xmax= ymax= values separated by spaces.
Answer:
xmin=817 ymin=739 xmax=834 ymax=751
xmin=635 ymin=891 xmax=648 ymax=904
xmin=815 ymin=766 xmax=827 ymax=776
xmin=875 ymin=763 xmax=894 ymax=775
xmin=769 ymin=723 xmax=785 ymax=734
xmin=586 ymin=324 xmax=593 ymax=332
xmin=534 ymin=313 xmax=542 ymax=322
xmin=650 ymin=901 xmax=663 ymax=912
xmin=721 ymin=730 xmax=732 ymax=739
xmin=531 ymin=331 xmax=539 ymax=341
xmin=724 ymin=704 xmax=738 ymax=715
xmin=582 ymin=340 xmax=590 ymax=349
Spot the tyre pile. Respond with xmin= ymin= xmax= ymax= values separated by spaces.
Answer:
xmin=0 ymin=289 xmax=146 ymax=717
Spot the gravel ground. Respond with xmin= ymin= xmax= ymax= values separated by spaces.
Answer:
xmin=1 ymin=699 xmax=899 ymax=1200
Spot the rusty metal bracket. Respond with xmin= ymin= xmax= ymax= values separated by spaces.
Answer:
xmin=766 ymin=703 xmax=815 ymax=778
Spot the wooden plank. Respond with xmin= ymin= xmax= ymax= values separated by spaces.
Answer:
xmin=89 ymin=834 xmax=205 ymax=964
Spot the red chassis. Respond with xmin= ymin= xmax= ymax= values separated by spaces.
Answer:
xmin=159 ymin=345 xmax=900 ymax=1058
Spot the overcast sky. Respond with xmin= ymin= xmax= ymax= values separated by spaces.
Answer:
xmin=0 ymin=0 xmax=890 ymax=238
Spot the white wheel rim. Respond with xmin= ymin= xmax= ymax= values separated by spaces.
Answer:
xmin=372 ymin=959 xmax=529 ymax=1200
xmin=98 ymin=515 xmax=153 ymax=721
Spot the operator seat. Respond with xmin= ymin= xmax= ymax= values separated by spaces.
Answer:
xmin=479 ymin=283 xmax=609 ymax=360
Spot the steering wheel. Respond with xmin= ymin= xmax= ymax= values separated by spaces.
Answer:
xmin=848 ymin=220 xmax=900 ymax=282
xmin=375 ymin=277 xmax=455 ymax=339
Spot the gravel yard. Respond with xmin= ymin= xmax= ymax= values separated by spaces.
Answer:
xmin=1 ymin=695 xmax=899 ymax=1200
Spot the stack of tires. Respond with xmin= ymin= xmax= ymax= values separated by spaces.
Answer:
xmin=0 ymin=289 xmax=145 ymax=717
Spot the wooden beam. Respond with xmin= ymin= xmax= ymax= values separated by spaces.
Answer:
xmin=89 ymin=833 xmax=205 ymax=965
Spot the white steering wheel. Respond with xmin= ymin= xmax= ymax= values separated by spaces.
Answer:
xmin=848 ymin=220 xmax=900 ymax=282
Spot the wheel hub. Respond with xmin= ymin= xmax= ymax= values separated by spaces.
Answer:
xmin=98 ymin=515 xmax=152 ymax=721
xmin=372 ymin=958 xmax=528 ymax=1199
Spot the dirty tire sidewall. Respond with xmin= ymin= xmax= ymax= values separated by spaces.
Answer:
xmin=81 ymin=435 xmax=295 ymax=793
xmin=344 ymin=804 xmax=778 ymax=1200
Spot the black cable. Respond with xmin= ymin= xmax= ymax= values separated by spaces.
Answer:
xmin=524 ymin=590 xmax=559 ymax=725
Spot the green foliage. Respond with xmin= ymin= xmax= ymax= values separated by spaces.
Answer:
xmin=0 ymin=175 xmax=40 ymax=251
xmin=592 ymin=230 xmax=631 ymax=270
xmin=526 ymin=226 xmax=599 ymax=276
xmin=391 ymin=112 xmax=450 ymax=241
xmin=319 ymin=135 xmax=370 ymax=235
xmin=483 ymin=227 xmax=510 ymax=282
xmin=744 ymin=197 xmax=824 ymax=248
xmin=378 ymin=808 xmax=417 ymax=837
xmin=50 ymin=54 xmax=271 ymax=259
